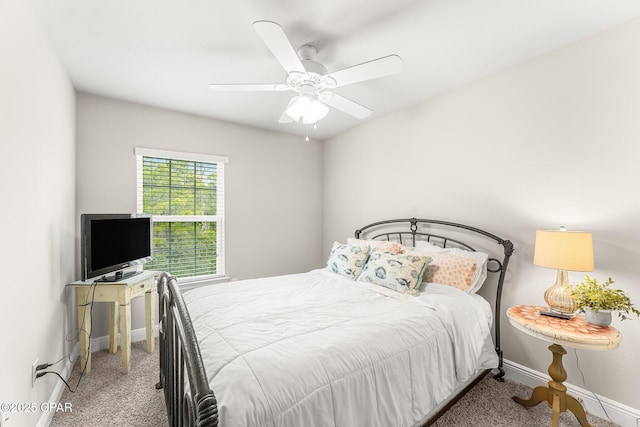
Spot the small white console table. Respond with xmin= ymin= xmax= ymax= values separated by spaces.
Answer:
xmin=68 ymin=270 xmax=158 ymax=374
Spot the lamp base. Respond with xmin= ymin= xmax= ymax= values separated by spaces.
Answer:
xmin=540 ymin=309 xmax=572 ymax=320
xmin=543 ymin=270 xmax=577 ymax=316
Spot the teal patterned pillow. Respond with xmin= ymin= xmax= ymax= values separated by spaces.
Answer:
xmin=357 ymin=248 xmax=432 ymax=295
xmin=326 ymin=242 xmax=371 ymax=280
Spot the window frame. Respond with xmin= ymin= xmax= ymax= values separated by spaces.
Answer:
xmin=135 ymin=147 xmax=228 ymax=284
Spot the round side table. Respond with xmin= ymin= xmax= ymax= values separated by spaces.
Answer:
xmin=507 ymin=305 xmax=621 ymax=427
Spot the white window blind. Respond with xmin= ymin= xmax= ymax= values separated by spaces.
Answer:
xmin=135 ymin=148 xmax=227 ymax=281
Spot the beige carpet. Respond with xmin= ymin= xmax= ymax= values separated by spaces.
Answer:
xmin=431 ymin=375 xmax=620 ymax=427
xmin=50 ymin=341 xmax=167 ymax=427
xmin=51 ymin=341 xmax=619 ymax=426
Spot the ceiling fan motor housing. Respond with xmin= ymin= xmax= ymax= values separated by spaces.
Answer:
xmin=284 ymin=44 xmax=336 ymax=91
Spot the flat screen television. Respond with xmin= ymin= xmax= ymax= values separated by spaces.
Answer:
xmin=81 ymin=213 xmax=153 ymax=282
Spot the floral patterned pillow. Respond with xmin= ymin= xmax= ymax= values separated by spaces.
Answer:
xmin=414 ymin=241 xmax=489 ymax=293
xmin=326 ymin=242 xmax=370 ymax=280
xmin=420 ymin=252 xmax=477 ymax=292
xmin=357 ymin=248 xmax=432 ymax=295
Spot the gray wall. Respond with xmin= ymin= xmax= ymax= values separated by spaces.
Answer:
xmin=0 ymin=1 xmax=76 ymax=426
xmin=75 ymin=93 xmax=324 ymax=337
xmin=323 ymin=18 xmax=640 ymax=409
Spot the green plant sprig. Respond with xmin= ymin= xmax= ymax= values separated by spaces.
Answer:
xmin=571 ymin=276 xmax=640 ymax=321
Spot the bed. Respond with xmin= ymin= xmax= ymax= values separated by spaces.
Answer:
xmin=156 ymin=218 xmax=514 ymax=426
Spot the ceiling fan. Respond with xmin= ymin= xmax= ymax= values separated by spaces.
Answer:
xmin=210 ymin=21 xmax=403 ymax=128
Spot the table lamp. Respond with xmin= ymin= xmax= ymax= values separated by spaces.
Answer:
xmin=533 ymin=227 xmax=594 ymax=319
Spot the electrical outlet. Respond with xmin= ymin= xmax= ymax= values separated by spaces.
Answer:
xmin=32 ymin=358 xmax=39 ymax=387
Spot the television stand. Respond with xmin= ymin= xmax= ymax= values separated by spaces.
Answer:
xmin=67 ymin=270 xmax=159 ymax=374
xmin=95 ymin=270 xmax=142 ymax=283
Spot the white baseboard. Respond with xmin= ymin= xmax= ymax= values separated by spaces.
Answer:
xmin=89 ymin=325 xmax=159 ymax=353
xmin=504 ymin=358 xmax=640 ymax=427
xmin=37 ymin=326 xmax=158 ymax=427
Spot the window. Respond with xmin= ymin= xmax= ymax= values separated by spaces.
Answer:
xmin=135 ymin=148 xmax=227 ymax=281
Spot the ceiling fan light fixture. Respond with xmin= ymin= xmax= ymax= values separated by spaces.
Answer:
xmin=284 ymin=94 xmax=329 ymax=125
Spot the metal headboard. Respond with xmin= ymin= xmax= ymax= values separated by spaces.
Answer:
xmin=355 ymin=218 xmax=514 ymax=380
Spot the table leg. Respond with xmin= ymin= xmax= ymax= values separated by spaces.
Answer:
xmin=512 ymin=385 xmax=548 ymax=407
xmin=551 ymin=393 xmax=561 ymax=427
xmin=120 ymin=303 xmax=131 ymax=373
xmin=145 ymin=288 xmax=155 ymax=353
xmin=77 ymin=289 xmax=91 ymax=375
xmin=567 ymin=394 xmax=592 ymax=427
xmin=513 ymin=343 xmax=593 ymax=427
xmin=108 ymin=302 xmax=119 ymax=353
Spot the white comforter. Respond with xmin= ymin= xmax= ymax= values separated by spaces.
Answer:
xmin=184 ymin=269 xmax=497 ymax=427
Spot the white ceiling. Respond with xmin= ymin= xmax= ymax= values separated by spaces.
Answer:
xmin=33 ymin=0 xmax=640 ymax=141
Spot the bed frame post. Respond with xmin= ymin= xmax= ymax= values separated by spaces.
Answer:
xmin=493 ymin=239 xmax=514 ymax=381
xmin=156 ymin=272 xmax=219 ymax=426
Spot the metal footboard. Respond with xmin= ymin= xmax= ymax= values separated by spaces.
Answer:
xmin=156 ymin=272 xmax=219 ymax=426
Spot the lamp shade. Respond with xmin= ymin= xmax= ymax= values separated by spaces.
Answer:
xmin=533 ymin=230 xmax=594 ymax=272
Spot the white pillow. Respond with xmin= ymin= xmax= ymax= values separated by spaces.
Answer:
xmin=413 ymin=241 xmax=446 ymax=252
xmin=414 ymin=240 xmax=489 ymax=293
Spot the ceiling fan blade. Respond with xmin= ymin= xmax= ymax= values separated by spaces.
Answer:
xmin=327 ymin=55 xmax=403 ymax=88
xmin=209 ymin=83 xmax=291 ymax=92
xmin=253 ymin=21 xmax=306 ymax=74
xmin=321 ymin=92 xmax=372 ymax=119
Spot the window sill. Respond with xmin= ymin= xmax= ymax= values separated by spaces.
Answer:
xmin=178 ymin=275 xmax=232 ymax=291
